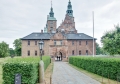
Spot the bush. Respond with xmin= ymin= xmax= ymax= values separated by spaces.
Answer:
xmin=42 ymin=56 xmax=51 ymax=70
xmin=2 ymin=56 xmax=50 ymax=84
xmin=69 ymin=56 xmax=120 ymax=81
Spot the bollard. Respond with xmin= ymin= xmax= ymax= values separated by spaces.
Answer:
xmin=44 ymin=80 xmax=46 ymax=84
xmin=50 ymin=75 xmax=52 ymax=84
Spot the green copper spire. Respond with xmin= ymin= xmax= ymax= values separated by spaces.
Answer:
xmin=66 ymin=0 xmax=73 ymax=17
xmin=49 ymin=0 xmax=54 ymax=17
xmin=47 ymin=0 xmax=56 ymax=21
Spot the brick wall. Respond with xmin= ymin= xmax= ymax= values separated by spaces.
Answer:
xmin=22 ymin=39 xmax=96 ymax=57
xmin=22 ymin=40 xmax=50 ymax=56
xmin=67 ymin=40 xmax=96 ymax=56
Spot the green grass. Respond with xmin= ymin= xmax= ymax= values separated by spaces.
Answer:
xmin=0 ymin=56 xmax=50 ymax=84
xmin=0 ymin=58 xmax=7 ymax=83
xmin=69 ymin=63 xmax=120 ymax=84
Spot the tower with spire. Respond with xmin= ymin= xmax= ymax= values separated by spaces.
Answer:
xmin=66 ymin=0 xmax=73 ymax=17
xmin=21 ymin=0 xmax=96 ymax=58
xmin=57 ymin=0 xmax=76 ymax=33
xmin=44 ymin=0 xmax=57 ymax=33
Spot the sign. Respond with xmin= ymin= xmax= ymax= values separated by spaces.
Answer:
xmin=15 ymin=74 xmax=21 ymax=84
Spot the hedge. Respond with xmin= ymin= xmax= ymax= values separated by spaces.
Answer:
xmin=2 ymin=56 xmax=51 ymax=84
xmin=69 ymin=56 xmax=120 ymax=81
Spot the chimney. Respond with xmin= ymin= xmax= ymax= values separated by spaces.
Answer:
xmin=41 ymin=30 xmax=43 ymax=33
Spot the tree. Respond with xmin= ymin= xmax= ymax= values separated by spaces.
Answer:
xmin=13 ymin=39 xmax=21 ymax=56
xmin=9 ymin=48 xmax=15 ymax=56
xmin=0 ymin=41 xmax=9 ymax=58
xmin=96 ymin=43 xmax=101 ymax=55
xmin=101 ymin=24 xmax=120 ymax=55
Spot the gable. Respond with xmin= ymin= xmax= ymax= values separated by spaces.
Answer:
xmin=50 ymin=32 xmax=66 ymax=40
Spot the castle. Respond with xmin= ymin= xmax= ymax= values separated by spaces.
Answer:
xmin=21 ymin=0 xmax=96 ymax=61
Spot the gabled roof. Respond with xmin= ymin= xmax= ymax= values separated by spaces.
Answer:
xmin=21 ymin=32 xmax=96 ymax=40
xmin=21 ymin=33 xmax=54 ymax=40
xmin=66 ymin=33 xmax=97 ymax=40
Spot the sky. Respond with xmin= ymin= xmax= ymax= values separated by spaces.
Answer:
xmin=0 ymin=0 xmax=120 ymax=48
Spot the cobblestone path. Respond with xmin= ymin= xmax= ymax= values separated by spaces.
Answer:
xmin=52 ymin=62 xmax=101 ymax=84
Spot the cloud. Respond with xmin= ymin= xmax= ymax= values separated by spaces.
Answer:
xmin=0 ymin=0 xmax=120 ymax=48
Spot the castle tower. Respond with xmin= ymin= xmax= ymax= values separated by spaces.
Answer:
xmin=57 ymin=0 xmax=77 ymax=33
xmin=66 ymin=0 xmax=73 ymax=17
xmin=46 ymin=1 xmax=57 ymax=33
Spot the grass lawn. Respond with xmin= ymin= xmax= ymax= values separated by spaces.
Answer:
xmin=0 ymin=57 xmax=10 ymax=83
xmin=44 ymin=63 xmax=53 ymax=84
xmin=69 ymin=63 xmax=120 ymax=84
xmin=0 ymin=64 xmax=2 ymax=83
xmin=0 ymin=57 xmax=52 ymax=84
xmin=0 ymin=58 xmax=7 ymax=83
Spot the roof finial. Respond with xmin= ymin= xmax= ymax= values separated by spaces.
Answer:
xmin=69 ymin=0 xmax=70 ymax=2
xmin=51 ymin=0 xmax=52 ymax=7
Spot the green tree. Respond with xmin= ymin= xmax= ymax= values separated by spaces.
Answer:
xmin=9 ymin=48 xmax=15 ymax=56
xmin=13 ymin=39 xmax=21 ymax=56
xmin=0 ymin=41 xmax=9 ymax=58
xmin=96 ymin=43 xmax=101 ymax=55
xmin=101 ymin=24 xmax=120 ymax=55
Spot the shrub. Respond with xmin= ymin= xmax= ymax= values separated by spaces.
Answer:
xmin=2 ymin=56 xmax=50 ymax=84
xmin=69 ymin=56 xmax=120 ymax=81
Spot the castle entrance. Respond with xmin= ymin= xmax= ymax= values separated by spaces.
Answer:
xmin=56 ymin=52 xmax=62 ymax=61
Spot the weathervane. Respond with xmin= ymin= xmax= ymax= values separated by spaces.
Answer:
xmin=51 ymin=0 xmax=52 ymax=7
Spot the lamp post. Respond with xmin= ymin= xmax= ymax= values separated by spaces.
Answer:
xmin=39 ymin=40 xmax=44 ymax=60
xmin=38 ymin=40 xmax=44 ymax=83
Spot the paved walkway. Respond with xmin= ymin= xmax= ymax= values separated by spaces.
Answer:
xmin=52 ymin=62 xmax=101 ymax=84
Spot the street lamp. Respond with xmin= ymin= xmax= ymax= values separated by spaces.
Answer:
xmin=38 ymin=40 xmax=44 ymax=83
xmin=39 ymin=40 xmax=44 ymax=60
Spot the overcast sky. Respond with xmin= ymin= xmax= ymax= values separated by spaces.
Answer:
xmin=0 ymin=0 xmax=120 ymax=48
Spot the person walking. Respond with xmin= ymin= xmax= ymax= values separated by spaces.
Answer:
xmin=57 ymin=56 xmax=58 ymax=61
xmin=58 ymin=56 xmax=60 ymax=61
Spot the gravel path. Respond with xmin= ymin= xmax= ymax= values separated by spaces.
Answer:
xmin=52 ymin=62 xmax=101 ymax=84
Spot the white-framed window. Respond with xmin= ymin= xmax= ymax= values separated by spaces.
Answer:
xmin=28 ymin=50 xmax=30 ymax=56
xmin=79 ymin=41 xmax=81 ymax=45
xmin=72 ymin=41 xmax=74 ymax=45
xmin=54 ymin=40 xmax=56 ymax=45
xmin=35 ymin=41 xmax=37 ymax=45
xmin=72 ymin=50 xmax=74 ymax=55
xmin=35 ymin=51 xmax=37 ymax=56
xmin=60 ymin=40 xmax=62 ymax=45
xmin=28 ymin=41 xmax=30 ymax=45
xmin=86 ymin=50 xmax=88 ymax=55
xmin=86 ymin=41 xmax=88 ymax=45
xmin=79 ymin=50 xmax=81 ymax=55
